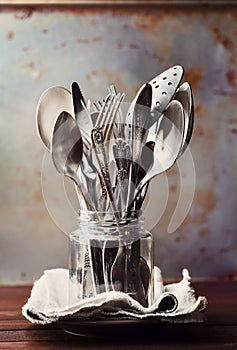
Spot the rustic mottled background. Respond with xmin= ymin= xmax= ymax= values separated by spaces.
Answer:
xmin=0 ymin=3 xmax=237 ymax=284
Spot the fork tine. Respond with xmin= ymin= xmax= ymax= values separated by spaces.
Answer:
xmin=108 ymin=85 xmax=116 ymax=95
xmin=93 ymin=98 xmax=107 ymax=113
xmin=93 ymin=102 xmax=100 ymax=112
xmin=114 ymin=93 xmax=125 ymax=119
xmin=105 ymin=92 xmax=125 ymax=125
xmin=108 ymin=87 xmax=126 ymax=138
xmin=94 ymin=92 xmax=125 ymax=142
xmin=104 ymin=94 xmax=119 ymax=126
xmin=103 ymin=93 xmax=125 ymax=141
xmin=101 ymin=95 xmax=116 ymax=126
xmin=110 ymin=93 xmax=125 ymax=128
xmin=95 ymin=93 xmax=112 ymax=128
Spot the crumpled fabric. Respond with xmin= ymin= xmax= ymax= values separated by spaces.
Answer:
xmin=22 ymin=267 xmax=207 ymax=324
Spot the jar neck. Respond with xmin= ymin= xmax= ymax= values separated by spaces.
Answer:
xmin=77 ymin=210 xmax=143 ymax=227
xmin=72 ymin=210 xmax=145 ymax=242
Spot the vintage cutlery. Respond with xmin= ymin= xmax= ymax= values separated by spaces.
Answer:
xmin=51 ymin=111 xmax=94 ymax=211
xmin=133 ymin=100 xmax=185 ymax=201
xmin=91 ymin=93 xmax=125 ymax=220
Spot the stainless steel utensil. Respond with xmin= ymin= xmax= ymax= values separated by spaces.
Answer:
xmin=174 ymin=82 xmax=194 ymax=156
xmin=51 ymin=110 xmax=94 ymax=211
xmin=149 ymin=65 xmax=184 ymax=118
xmin=133 ymin=141 xmax=155 ymax=210
xmin=133 ymin=100 xmax=185 ymax=201
xmin=91 ymin=93 xmax=125 ymax=220
xmin=71 ymin=81 xmax=94 ymax=146
xmin=123 ymin=84 xmax=153 ymax=212
xmin=71 ymin=81 xmax=100 ymax=209
xmin=71 ymin=81 xmax=86 ymax=115
xmin=113 ymin=139 xmax=131 ymax=212
xmin=125 ymin=65 xmax=184 ymax=139
xmin=92 ymin=93 xmax=129 ymax=295
xmin=131 ymin=84 xmax=152 ymax=184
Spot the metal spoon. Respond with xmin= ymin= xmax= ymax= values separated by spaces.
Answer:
xmin=174 ymin=82 xmax=194 ymax=156
xmin=51 ymin=110 xmax=94 ymax=211
xmin=123 ymin=84 xmax=152 ymax=212
xmin=133 ymin=100 xmax=185 ymax=201
xmin=133 ymin=141 xmax=155 ymax=210
xmin=36 ymin=86 xmax=73 ymax=150
xmin=52 ymin=113 xmax=100 ymax=293
xmin=60 ymin=94 xmax=103 ymax=292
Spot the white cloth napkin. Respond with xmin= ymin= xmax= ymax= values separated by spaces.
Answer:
xmin=22 ymin=267 xmax=207 ymax=324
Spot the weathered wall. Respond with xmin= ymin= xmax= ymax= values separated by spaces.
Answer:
xmin=0 ymin=3 xmax=237 ymax=284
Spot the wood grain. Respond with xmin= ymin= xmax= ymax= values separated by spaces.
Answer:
xmin=0 ymin=282 xmax=236 ymax=349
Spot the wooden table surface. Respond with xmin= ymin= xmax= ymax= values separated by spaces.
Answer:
xmin=0 ymin=281 xmax=236 ymax=349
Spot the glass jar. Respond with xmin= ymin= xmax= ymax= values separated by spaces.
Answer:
xmin=69 ymin=210 xmax=154 ymax=307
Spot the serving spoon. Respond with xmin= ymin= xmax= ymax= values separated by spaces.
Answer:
xmin=149 ymin=65 xmax=184 ymax=118
xmin=125 ymin=65 xmax=184 ymax=140
xmin=133 ymin=100 xmax=185 ymax=202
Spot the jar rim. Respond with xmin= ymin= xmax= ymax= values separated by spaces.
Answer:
xmin=78 ymin=209 xmax=142 ymax=216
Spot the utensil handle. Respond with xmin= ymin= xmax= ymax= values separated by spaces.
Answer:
xmin=113 ymin=140 xmax=131 ymax=212
xmin=91 ymin=128 xmax=119 ymax=221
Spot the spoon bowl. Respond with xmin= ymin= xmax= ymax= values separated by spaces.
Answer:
xmin=51 ymin=111 xmax=94 ymax=211
xmin=133 ymin=100 xmax=185 ymax=199
xmin=36 ymin=86 xmax=73 ymax=150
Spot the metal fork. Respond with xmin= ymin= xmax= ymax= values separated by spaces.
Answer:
xmin=90 ymin=93 xmax=125 ymax=293
xmin=91 ymin=92 xmax=125 ymax=221
xmin=107 ymin=86 xmax=132 ymax=214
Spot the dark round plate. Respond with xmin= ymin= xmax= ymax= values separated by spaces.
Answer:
xmin=57 ymin=315 xmax=205 ymax=339
xmin=58 ymin=318 xmax=162 ymax=338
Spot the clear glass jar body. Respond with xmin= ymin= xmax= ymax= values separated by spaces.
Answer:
xmin=69 ymin=211 xmax=154 ymax=307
